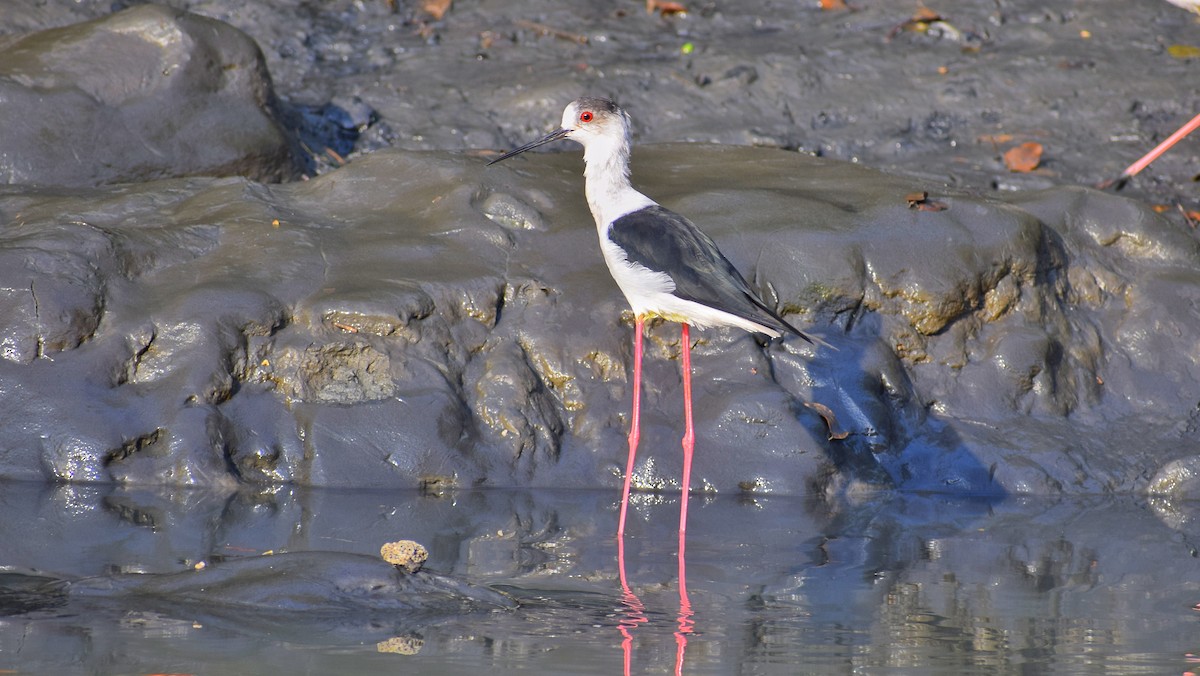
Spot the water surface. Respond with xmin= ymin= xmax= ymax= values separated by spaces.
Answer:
xmin=0 ymin=482 xmax=1195 ymax=674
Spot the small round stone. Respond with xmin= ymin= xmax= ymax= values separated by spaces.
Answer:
xmin=376 ymin=635 xmax=425 ymax=655
xmin=379 ymin=539 xmax=429 ymax=573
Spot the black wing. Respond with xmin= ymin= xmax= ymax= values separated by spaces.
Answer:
xmin=608 ymin=205 xmax=813 ymax=342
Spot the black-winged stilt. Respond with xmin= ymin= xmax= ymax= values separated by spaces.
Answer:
xmin=489 ymin=97 xmax=831 ymax=534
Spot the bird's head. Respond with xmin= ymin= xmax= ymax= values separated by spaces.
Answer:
xmin=559 ymin=97 xmax=630 ymax=147
xmin=488 ymin=97 xmax=631 ymax=165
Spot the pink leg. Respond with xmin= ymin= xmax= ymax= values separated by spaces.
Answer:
xmin=679 ymin=323 xmax=694 ymax=533
xmin=1121 ymin=111 xmax=1200 ymax=179
xmin=675 ymin=326 xmax=696 ymax=672
xmin=618 ymin=316 xmax=645 ymax=536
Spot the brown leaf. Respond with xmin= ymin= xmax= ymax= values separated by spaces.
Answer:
xmin=1178 ymin=204 xmax=1200 ymax=228
xmin=422 ymin=0 xmax=451 ymax=20
xmin=804 ymin=401 xmax=850 ymax=441
xmin=647 ymin=0 xmax=687 ymax=15
xmin=906 ymin=191 xmax=948 ymax=211
xmin=912 ymin=6 xmax=943 ymax=22
xmin=1003 ymin=142 xmax=1043 ymax=172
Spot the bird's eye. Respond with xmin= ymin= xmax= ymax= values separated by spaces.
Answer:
xmin=579 ymin=111 xmax=594 ymax=123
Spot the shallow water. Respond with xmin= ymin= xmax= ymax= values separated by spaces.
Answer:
xmin=1 ymin=481 xmax=1197 ymax=674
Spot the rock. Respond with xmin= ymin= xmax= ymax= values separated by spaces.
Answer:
xmin=380 ymin=540 xmax=429 ymax=573
xmin=0 ymin=4 xmax=297 ymax=187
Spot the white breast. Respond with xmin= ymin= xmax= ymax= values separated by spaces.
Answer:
xmin=596 ymin=227 xmax=782 ymax=335
xmin=598 ymin=232 xmax=675 ymax=316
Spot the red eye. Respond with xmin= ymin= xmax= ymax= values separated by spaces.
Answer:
xmin=579 ymin=111 xmax=593 ymax=123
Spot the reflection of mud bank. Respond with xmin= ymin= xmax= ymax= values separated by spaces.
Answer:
xmin=0 ymin=549 xmax=513 ymax=647
xmin=1 ymin=484 xmax=1198 ymax=672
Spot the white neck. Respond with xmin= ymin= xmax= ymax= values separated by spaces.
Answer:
xmin=582 ymin=135 xmax=655 ymax=229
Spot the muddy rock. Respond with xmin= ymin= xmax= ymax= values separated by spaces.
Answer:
xmin=0 ymin=4 xmax=297 ymax=187
xmin=0 ymin=144 xmax=1197 ymax=497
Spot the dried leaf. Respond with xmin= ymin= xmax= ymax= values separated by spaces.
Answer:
xmin=906 ymin=191 xmax=948 ymax=211
xmin=1003 ymin=142 xmax=1043 ymax=172
xmin=647 ymin=0 xmax=687 ymax=15
xmin=804 ymin=401 xmax=850 ymax=441
xmin=820 ymin=0 xmax=849 ymax=10
xmin=978 ymin=133 xmax=1013 ymax=145
xmin=515 ymin=19 xmax=588 ymax=44
xmin=887 ymin=6 xmax=945 ymax=39
xmin=1168 ymin=44 xmax=1200 ymax=59
xmin=1178 ymin=204 xmax=1200 ymax=228
xmin=422 ymin=0 xmax=451 ymax=20
xmin=912 ymin=6 xmax=942 ymax=22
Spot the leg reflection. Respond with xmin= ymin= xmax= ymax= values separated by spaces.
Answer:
xmin=674 ymin=526 xmax=694 ymax=675
xmin=617 ymin=532 xmax=647 ymax=676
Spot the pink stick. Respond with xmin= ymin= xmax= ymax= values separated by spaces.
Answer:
xmin=679 ymin=323 xmax=694 ymax=534
xmin=618 ymin=316 xmax=644 ymax=536
xmin=1121 ymin=111 xmax=1200 ymax=178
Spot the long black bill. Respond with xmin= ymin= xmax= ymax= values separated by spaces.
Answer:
xmin=487 ymin=128 xmax=572 ymax=165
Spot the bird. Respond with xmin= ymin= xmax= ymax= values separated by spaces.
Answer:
xmin=488 ymin=97 xmax=831 ymax=534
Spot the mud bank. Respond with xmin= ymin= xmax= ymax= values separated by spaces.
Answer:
xmin=1 ymin=145 xmax=1198 ymax=498
xmin=0 ymin=2 xmax=1198 ymax=497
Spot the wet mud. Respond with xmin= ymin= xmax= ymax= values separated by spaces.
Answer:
xmin=1 ymin=141 xmax=1197 ymax=500
xmin=0 ymin=2 xmax=1198 ymax=523
xmin=2 ymin=3 xmax=1199 ymax=672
